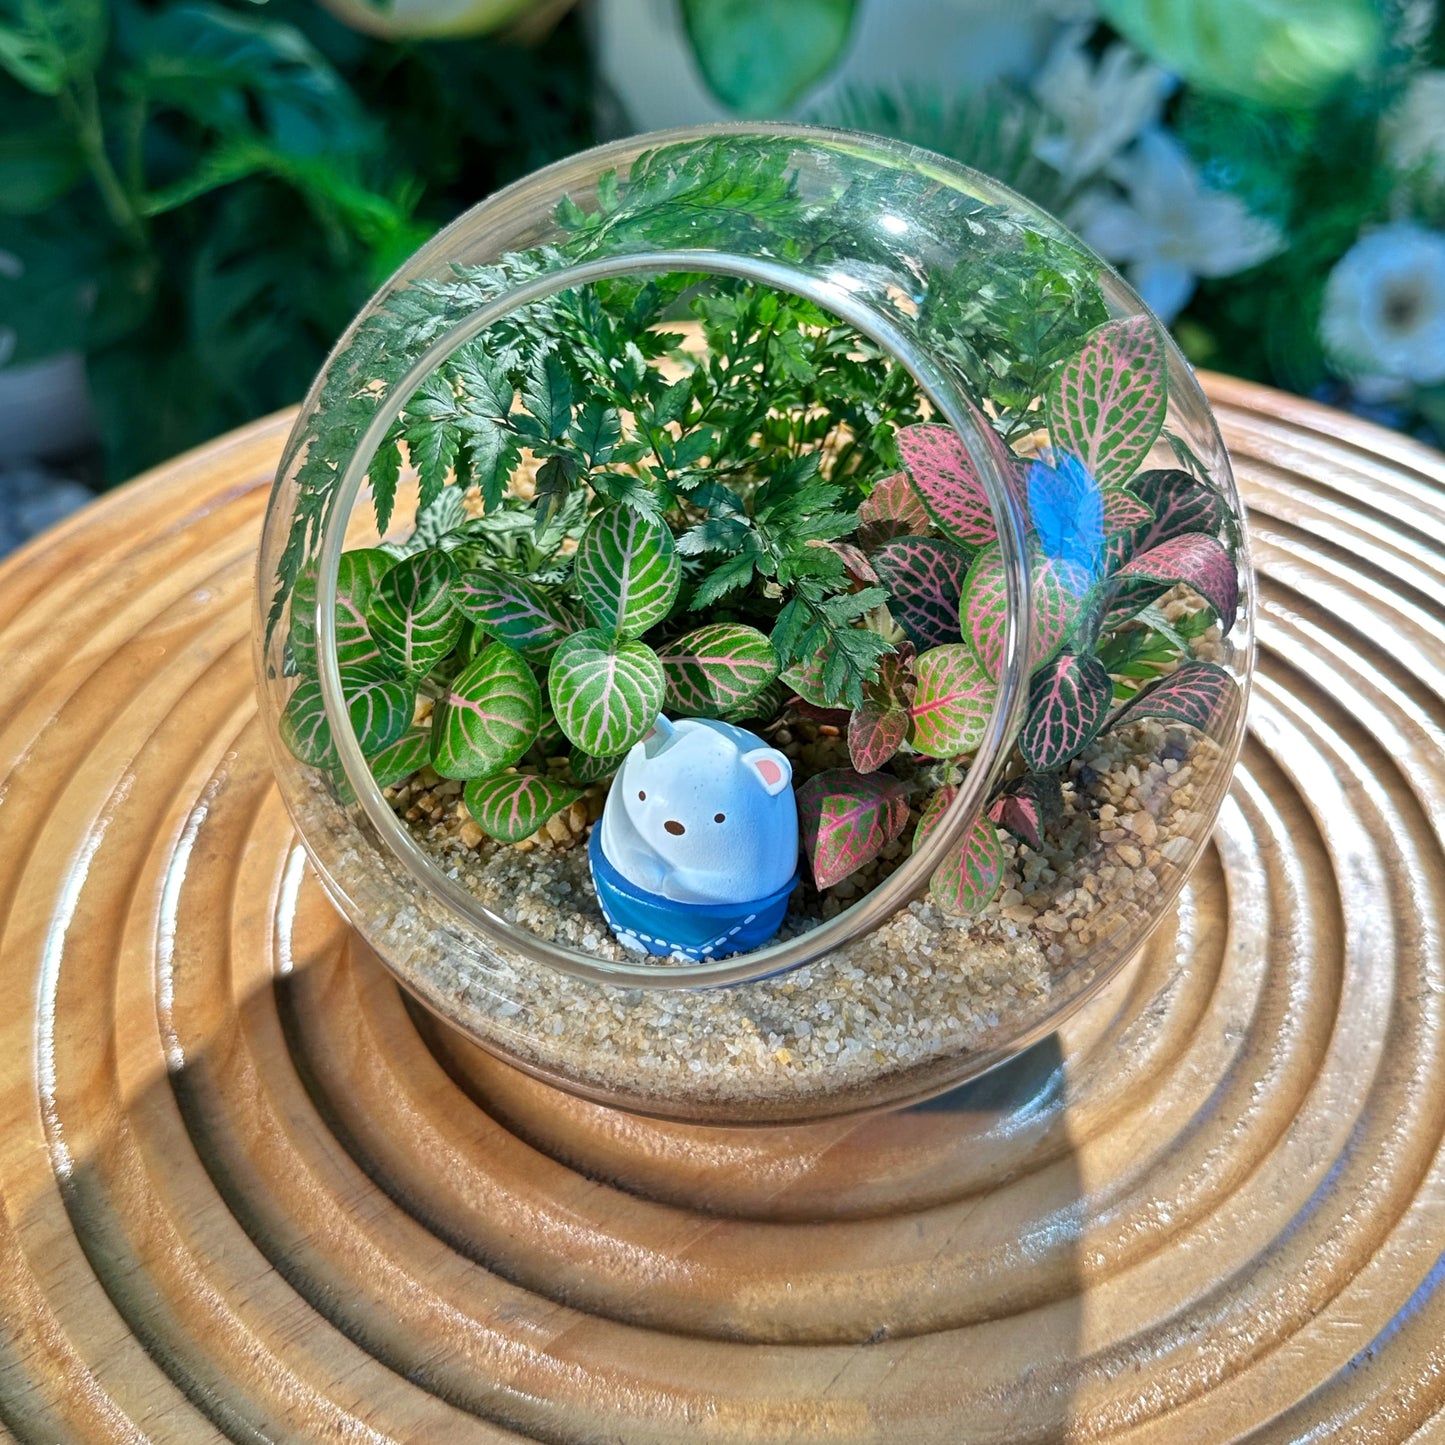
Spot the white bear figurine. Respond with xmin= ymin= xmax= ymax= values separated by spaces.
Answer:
xmin=600 ymin=716 xmax=798 ymax=905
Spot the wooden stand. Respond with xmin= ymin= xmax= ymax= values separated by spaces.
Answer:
xmin=2 ymin=378 xmax=1444 ymax=1441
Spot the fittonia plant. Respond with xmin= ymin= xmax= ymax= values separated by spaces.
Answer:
xmin=788 ymin=314 xmax=1242 ymax=912
xmin=275 ymin=137 xmax=1241 ymax=925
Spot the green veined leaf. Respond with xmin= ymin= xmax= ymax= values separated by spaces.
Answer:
xmin=574 ymin=504 xmax=681 ymax=638
xmin=368 ymin=729 xmax=431 ymax=790
xmin=431 ymin=642 xmax=542 ymax=781
xmin=548 ymin=629 xmax=665 ymax=757
xmin=930 ymin=815 xmax=1006 ymax=916
xmin=369 ymin=549 xmax=464 ymax=678
xmin=455 ymin=569 xmax=578 ymax=657
xmin=659 ymin=623 xmax=779 ymax=716
xmin=909 ymin=643 xmax=998 ymax=758
xmin=1047 ymin=316 xmax=1167 ymax=490
xmin=463 ymin=773 xmax=584 ymax=844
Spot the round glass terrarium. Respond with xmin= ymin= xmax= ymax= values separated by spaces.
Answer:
xmin=254 ymin=124 xmax=1254 ymax=1125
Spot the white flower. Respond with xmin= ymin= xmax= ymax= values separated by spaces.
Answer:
xmin=1386 ymin=71 xmax=1445 ymax=183
xmin=1321 ymin=223 xmax=1445 ymax=385
xmin=1072 ymin=129 xmax=1285 ymax=322
xmin=1030 ymin=30 xmax=1173 ymax=185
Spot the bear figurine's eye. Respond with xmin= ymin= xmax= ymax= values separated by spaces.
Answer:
xmin=714 ymin=812 xmax=726 ymax=823
xmin=638 ymin=790 xmax=646 ymax=801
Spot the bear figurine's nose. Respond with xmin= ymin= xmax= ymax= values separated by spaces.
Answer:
xmin=664 ymin=819 xmax=686 ymax=836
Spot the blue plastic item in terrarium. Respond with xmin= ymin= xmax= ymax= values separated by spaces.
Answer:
xmin=591 ymin=716 xmax=800 ymax=960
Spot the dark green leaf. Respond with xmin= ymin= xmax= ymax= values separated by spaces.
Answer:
xmin=522 ymin=351 xmax=573 ymax=439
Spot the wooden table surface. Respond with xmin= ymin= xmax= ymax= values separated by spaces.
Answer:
xmin=2 ymin=375 xmax=1445 ymax=1443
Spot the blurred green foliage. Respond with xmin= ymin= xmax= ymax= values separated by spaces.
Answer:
xmin=1098 ymin=0 xmax=1385 ymax=108
xmin=679 ymin=0 xmax=857 ymax=115
xmin=0 ymin=0 xmax=593 ymax=482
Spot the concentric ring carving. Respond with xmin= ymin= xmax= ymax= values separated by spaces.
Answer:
xmin=2 ymin=378 xmax=1444 ymax=1441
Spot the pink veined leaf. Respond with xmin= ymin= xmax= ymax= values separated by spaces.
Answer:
xmin=1130 ymin=467 xmax=1235 ymax=553
xmin=796 ymin=768 xmax=911 ymax=890
xmin=1103 ymin=487 xmax=1154 ymax=534
xmin=987 ymin=773 xmax=1064 ymax=851
xmin=858 ymin=471 xmax=930 ymax=548
xmin=828 ymin=540 xmax=880 ymax=585
xmin=848 ymin=699 xmax=910 ymax=773
xmin=912 ymin=784 xmax=958 ymax=853
xmin=871 ymin=535 xmax=970 ymax=649
xmin=931 ymin=815 xmax=1006 ymax=916
xmin=569 ymin=746 xmax=625 ymax=785
xmin=909 ymin=643 xmax=997 ymax=758
xmin=368 ymin=729 xmax=431 ymax=790
xmin=1114 ymin=532 xmax=1240 ymax=632
xmin=780 ymin=649 xmax=831 ymax=708
xmin=961 ymin=541 xmax=1088 ymax=681
xmin=897 ymin=424 xmax=998 ymax=549
xmin=862 ymin=641 xmax=917 ymax=709
xmin=333 ymin=548 xmax=394 ymax=668
xmin=1108 ymin=659 xmax=1241 ymax=736
xmin=988 ymin=792 xmax=1040 ymax=849
xmin=1019 ymin=652 xmax=1114 ymax=771
xmin=368 ymin=548 xmax=463 ymax=679
xmin=1047 ymin=316 xmax=1168 ymax=489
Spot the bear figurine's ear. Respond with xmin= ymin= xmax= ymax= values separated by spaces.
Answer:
xmin=742 ymin=747 xmax=792 ymax=796
xmin=638 ymin=713 xmax=677 ymax=760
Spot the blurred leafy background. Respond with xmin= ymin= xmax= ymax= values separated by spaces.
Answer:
xmin=3 ymin=0 xmax=1444 ymax=537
